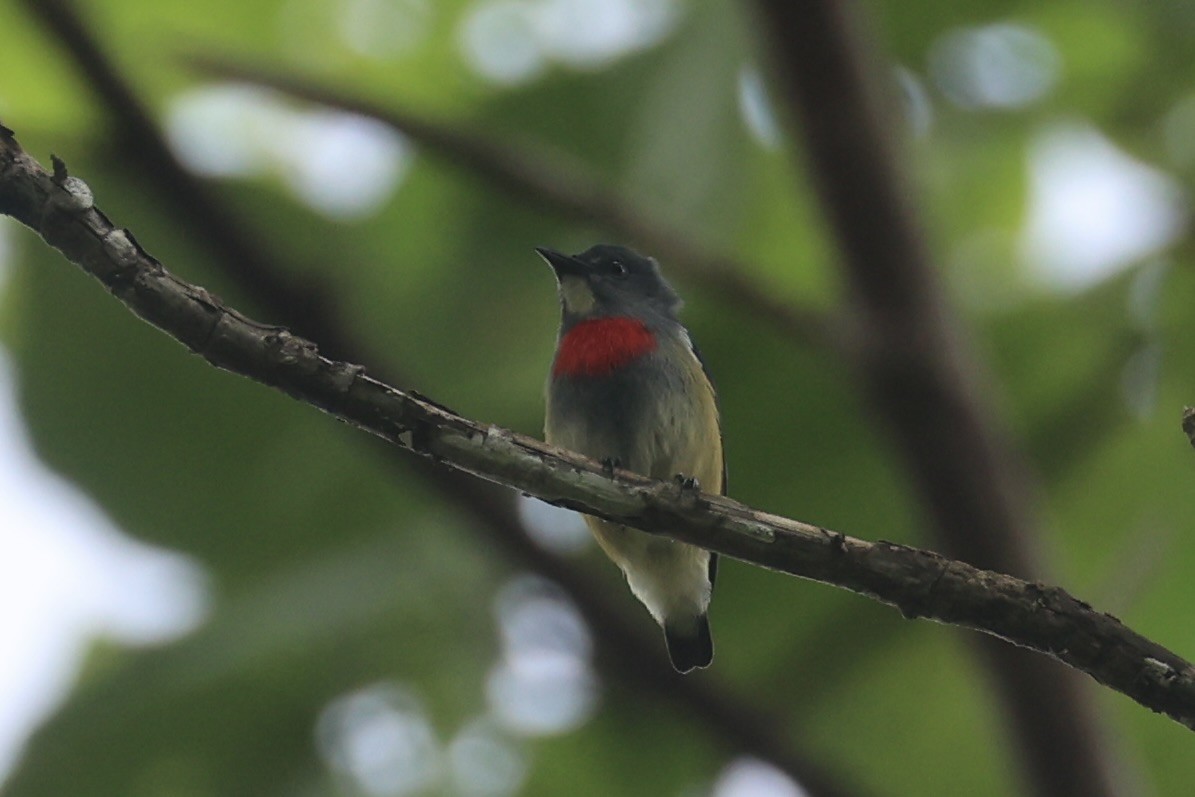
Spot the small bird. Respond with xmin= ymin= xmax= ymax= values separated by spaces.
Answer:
xmin=538 ymin=244 xmax=725 ymax=673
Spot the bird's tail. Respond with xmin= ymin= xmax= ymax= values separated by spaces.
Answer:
xmin=664 ymin=614 xmax=713 ymax=673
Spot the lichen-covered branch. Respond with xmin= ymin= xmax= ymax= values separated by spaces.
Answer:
xmin=4 ymin=129 xmax=1195 ymax=733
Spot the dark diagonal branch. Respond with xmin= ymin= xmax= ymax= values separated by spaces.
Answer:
xmin=182 ymin=54 xmax=846 ymax=353
xmin=19 ymin=0 xmax=361 ymax=360
xmin=16 ymin=3 xmax=864 ymax=794
xmin=5 ymin=132 xmax=1195 ymax=738
xmin=750 ymin=2 xmax=1122 ymax=795
xmin=395 ymin=462 xmax=860 ymax=797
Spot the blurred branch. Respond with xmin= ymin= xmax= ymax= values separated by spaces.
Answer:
xmin=14 ymin=2 xmax=864 ymax=795
xmin=182 ymin=53 xmax=848 ymax=354
xmin=6 ymin=135 xmax=1195 ymax=738
xmin=18 ymin=0 xmax=361 ymax=360
xmin=1183 ymin=406 xmax=1195 ymax=449
xmin=749 ymin=1 xmax=1123 ymax=796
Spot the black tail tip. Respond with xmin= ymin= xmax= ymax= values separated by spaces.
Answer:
xmin=664 ymin=615 xmax=714 ymax=674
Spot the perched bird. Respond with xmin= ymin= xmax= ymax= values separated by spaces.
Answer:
xmin=538 ymin=244 xmax=725 ymax=673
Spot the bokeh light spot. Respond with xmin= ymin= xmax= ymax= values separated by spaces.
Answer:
xmin=166 ymin=84 xmax=410 ymax=220
xmin=1020 ymin=123 xmax=1188 ymax=290
xmin=713 ymin=757 xmax=810 ymax=797
xmin=929 ymin=22 xmax=1061 ymax=110
xmin=316 ymin=683 xmax=441 ymax=796
xmin=486 ymin=575 xmax=597 ymax=736
xmin=448 ymin=719 xmax=527 ymax=797
xmin=517 ymin=496 xmax=591 ymax=555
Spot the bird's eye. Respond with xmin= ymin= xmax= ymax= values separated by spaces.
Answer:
xmin=611 ymin=261 xmax=628 ymax=277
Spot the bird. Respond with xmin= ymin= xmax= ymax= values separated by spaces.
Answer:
xmin=538 ymin=244 xmax=725 ymax=673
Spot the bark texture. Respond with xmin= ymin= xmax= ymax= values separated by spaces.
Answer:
xmin=3 ymin=131 xmax=1195 ymax=737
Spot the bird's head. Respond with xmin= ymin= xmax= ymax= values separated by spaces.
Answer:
xmin=537 ymin=244 xmax=681 ymax=326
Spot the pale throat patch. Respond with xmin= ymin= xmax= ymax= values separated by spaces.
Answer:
xmin=558 ymin=275 xmax=596 ymax=315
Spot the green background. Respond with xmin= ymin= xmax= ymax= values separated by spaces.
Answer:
xmin=1 ymin=0 xmax=1194 ymax=795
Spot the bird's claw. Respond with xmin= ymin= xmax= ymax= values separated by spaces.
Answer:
xmin=674 ymin=473 xmax=700 ymax=492
xmin=601 ymin=457 xmax=622 ymax=476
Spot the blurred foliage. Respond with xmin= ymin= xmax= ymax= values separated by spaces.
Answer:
xmin=1 ymin=0 xmax=1194 ymax=795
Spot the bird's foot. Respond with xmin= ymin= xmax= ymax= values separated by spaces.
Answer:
xmin=601 ymin=456 xmax=622 ymax=476
xmin=674 ymin=473 xmax=700 ymax=492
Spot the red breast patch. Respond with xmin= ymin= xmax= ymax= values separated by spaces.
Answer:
xmin=553 ymin=316 xmax=657 ymax=378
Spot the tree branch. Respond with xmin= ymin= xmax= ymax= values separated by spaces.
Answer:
xmin=17 ymin=0 xmax=365 ymax=360
xmin=14 ymin=3 xmax=865 ymax=794
xmin=741 ymin=2 xmax=1128 ymax=795
xmin=1184 ymin=406 xmax=1195 ymax=450
xmin=181 ymin=54 xmax=848 ymax=354
xmin=5 ymin=130 xmax=1195 ymax=739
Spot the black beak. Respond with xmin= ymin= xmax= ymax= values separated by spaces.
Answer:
xmin=535 ymin=247 xmax=588 ymax=278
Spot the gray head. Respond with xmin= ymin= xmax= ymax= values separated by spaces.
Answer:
xmin=537 ymin=244 xmax=682 ymax=327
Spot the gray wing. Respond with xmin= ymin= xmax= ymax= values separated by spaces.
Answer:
xmin=689 ymin=337 xmax=725 ymax=587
